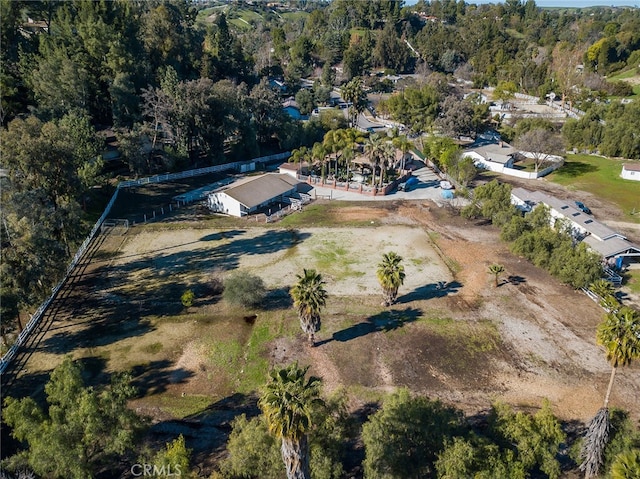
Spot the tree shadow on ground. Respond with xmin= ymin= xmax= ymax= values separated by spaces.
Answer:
xmin=40 ymin=312 xmax=156 ymax=355
xmin=558 ymin=161 xmax=598 ymax=178
xmin=398 ymin=281 xmax=462 ymax=303
xmin=343 ymin=401 xmax=381 ymax=475
xmin=131 ymin=359 xmax=194 ymax=396
xmin=261 ymin=286 xmax=293 ymax=311
xmin=506 ymin=275 xmax=526 ymax=285
xmin=317 ymin=307 xmax=422 ymax=346
xmin=145 ymin=393 xmax=260 ymax=461
xmin=107 ymin=229 xmax=311 ymax=280
xmin=76 ymin=355 xmax=110 ymax=385
xmin=199 ymin=230 xmax=247 ymax=242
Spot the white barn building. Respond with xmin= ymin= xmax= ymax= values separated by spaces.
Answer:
xmin=621 ymin=163 xmax=640 ymax=181
xmin=207 ymin=173 xmax=304 ymax=217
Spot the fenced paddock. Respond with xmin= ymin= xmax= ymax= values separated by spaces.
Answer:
xmin=0 ymin=152 xmax=290 ymax=379
xmin=101 ymin=219 xmax=130 ymax=235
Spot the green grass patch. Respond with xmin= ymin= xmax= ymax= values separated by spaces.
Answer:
xmin=208 ymin=339 xmax=243 ymax=368
xmin=607 ymin=68 xmax=640 ymax=99
xmin=237 ymin=323 xmax=273 ymax=394
xmin=350 ymin=28 xmax=369 ymax=38
xmin=229 ymin=18 xmax=251 ymax=29
xmin=547 ymin=154 xmax=640 ymax=222
xmin=310 ymin=239 xmax=367 ymax=281
xmin=200 ymin=310 xmax=297 ymax=394
xmin=279 ymin=204 xmax=335 ymax=226
xmin=279 ymin=202 xmax=377 ymax=228
xmin=149 ymin=394 xmax=213 ymax=419
xmin=608 ymin=68 xmax=639 ymax=81
xmin=410 ymin=257 xmax=429 ymax=266
xmin=513 ymin=158 xmax=539 ymax=172
xmin=141 ymin=342 xmax=163 ymax=354
xmin=419 ymin=317 xmax=500 ymax=355
xmin=312 ymin=241 xmax=353 ymax=269
xmin=196 ymin=6 xmax=224 ymax=23
xmin=346 ymin=385 xmax=391 ymax=404
xmin=505 ymin=28 xmax=525 ymax=39
xmin=624 ymin=270 xmax=640 ymax=294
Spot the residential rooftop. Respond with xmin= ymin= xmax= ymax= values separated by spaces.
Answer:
xmin=217 ymin=173 xmax=300 ymax=209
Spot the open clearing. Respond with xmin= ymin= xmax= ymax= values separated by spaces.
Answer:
xmin=9 ymin=200 xmax=640 ymax=473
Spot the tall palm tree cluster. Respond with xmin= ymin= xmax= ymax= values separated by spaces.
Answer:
xmin=288 ymin=128 xmax=413 ymax=188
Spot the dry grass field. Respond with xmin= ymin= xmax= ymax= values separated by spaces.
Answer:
xmin=8 ymin=199 xmax=640 ymax=473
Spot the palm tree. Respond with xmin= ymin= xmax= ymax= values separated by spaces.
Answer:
xmin=341 ymin=128 xmax=366 ymax=182
xmin=488 ymin=264 xmax=505 ymax=287
xmin=289 ymin=146 xmax=310 ymax=176
xmin=392 ymin=135 xmax=415 ymax=172
xmin=290 ymin=269 xmax=328 ymax=346
xmin=323 ymin=129 xmax=344 ymax=178
xmin=379 ymin=141 xmax=396 ymax=188
xmin=377 ymin=252 xmax=406 ymax=306
xmin=364 ymin=134 xmax=384 ymax=187
xmin=589 ymin=279 xmax=619 ymax=312
xmin=581 ymin=306 xmax=640 ymax=478
xmin=610 ymin=450 xmax=640 ymax=479
xmin=597 ymin=306 xmax=640 ymax=408
xmin=311 ymin=142 xmax=327 ymax=181
xmin=341 ymin=77 xmax=367 ymax=128
xmin=589 ymin=279 xmax=615 ymax=299
xmin=259 ymin=362 xmax=323 ymax=479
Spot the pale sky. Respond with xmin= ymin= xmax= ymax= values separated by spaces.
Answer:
xmin=406 ymin=0 xmax=639 ymax=7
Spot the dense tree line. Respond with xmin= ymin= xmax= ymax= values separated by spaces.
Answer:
xmin=4 ymin=352 xmax=639 ymax=477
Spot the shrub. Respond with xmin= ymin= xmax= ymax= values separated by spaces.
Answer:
xmin=181 ymin=289 xmax=195 ymax=308
xmin=223 ymin=272 xmax=266 ymax=308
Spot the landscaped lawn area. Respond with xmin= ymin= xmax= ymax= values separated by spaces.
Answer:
xmin=547 ymin=153 xmax=640 ymax=222
xmin=607 ymin=69 xmax=640 ymax=97
xmin=625 ymin=269 xmax=640 ymax=294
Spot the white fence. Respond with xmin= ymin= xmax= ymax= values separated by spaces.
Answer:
xmin=0 ymin=152 xmax=290 ymax=376
xmin=513 ymin=92 xmax=585 ymax=119
xmin=475 ymin=158 xmax=564 ymax=180
xmin=118 ymin=152 xmax=290 ymax=189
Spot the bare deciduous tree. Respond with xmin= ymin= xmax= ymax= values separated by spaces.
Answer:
xmin=515 ymin=129 xmax=565 ymax=173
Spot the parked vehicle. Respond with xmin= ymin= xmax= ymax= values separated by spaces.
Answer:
xmin=575 ymin=201 xmax=592 ymax=215
xmin=398 ymin=176 xmax=419 ymax=191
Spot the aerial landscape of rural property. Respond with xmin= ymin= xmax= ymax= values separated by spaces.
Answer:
xmin=1 ymin=0 xmax=639 ymax=478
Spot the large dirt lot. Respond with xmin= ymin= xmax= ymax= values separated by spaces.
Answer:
xmin=7 ymin=199 xmax=640 ymax=474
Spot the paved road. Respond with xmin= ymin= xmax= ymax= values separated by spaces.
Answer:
xmin=310 ymin=167 xmax=456 ymax=205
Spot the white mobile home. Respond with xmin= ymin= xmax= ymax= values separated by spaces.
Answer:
xmin=511 ymin=187 xmax=640 ymax=266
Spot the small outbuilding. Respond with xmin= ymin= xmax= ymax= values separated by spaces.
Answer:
xmin=207 ymin=173 xmax=304 ymax=217
xmin=621 ymin=163 xmax=640 ymax=181
xmin=278 ymin=161 xmax=309 ymax=178
xmin=464 ymin=142 xmax=517 ymax=171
